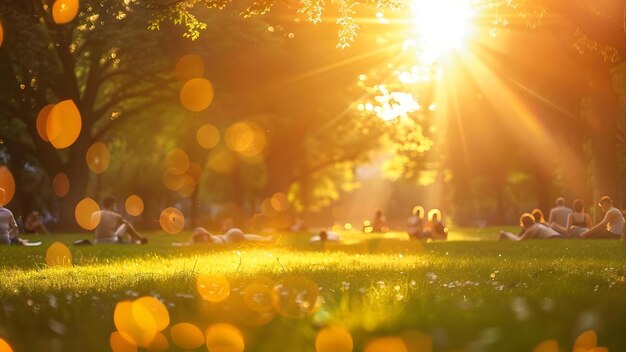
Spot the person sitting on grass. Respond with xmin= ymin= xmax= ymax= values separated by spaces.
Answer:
xmin=423 ymin=209 xmax=448 ymax=240
xmin=407 ymin=206 xmax=425 ymax=240
xmin=372 ymin=209 xmax=388 ymax=233
xmin=188 ymin=227 xmax=274 ymax=244
xmin=0 ymin=188 xmax=19 ymax=245
xmin=309 ymin=230 xmax=341 ymax=242
xmin=548 ymin=197 xmax=572 ymax=229
xmin=531 ymin=208 xmax=548 ymax=225
xmin=500 ymin=213 xmax=562 ymax=240
xmin=24 ymin=211 xmax=49 ymax=235
xmin=563 ymin=199 xmax=592 ymax=238
xmin=580 ymin=196 xmax=624 ymax=240
xmin=75 ymin=196 xmax=147 ymax=245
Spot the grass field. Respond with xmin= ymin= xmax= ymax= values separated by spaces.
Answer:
xmin=0 ymin=227 xmax=625 ymax=352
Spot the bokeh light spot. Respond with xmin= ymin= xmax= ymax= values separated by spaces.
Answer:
xmin=186 ymin=162 xmax=202 ymax=186
xmin=197 ymin=274 xmax=230 ymax=302
xmin=170 ymin=323 xmax=205 ymax=350
xmin=46 ymin=99 xmax=82 ymax=149
xmin=364 ymin=337 xmax=408 ymax=352
xmin=243 ymin=283 xmax=274 ymax=313
xmin=133 ymin=296 xmax=170 ymax=331
xmin=159 ymin=207 xmax=184 ymax=234
xmin=315 ymin=326 xmax=353 ymax=352
xmin=532 ymin=339 xmax=558 ymax=352
xmin=272 ymin=276 xmax=318 ymax=319
xmin=180 ymin=78 xmax=214 ymax=112
xmin=52 ymin=0 xmax=79 ymax=24
xmin=74 ymin=197 xmax=101 ymax=230
xmin=175 ymin=54 xmax=204 ymax=82
xmin=114 ymin=301 xmax=156 ymax=348
xmin=224 ymin=121 xmax=266 ymax=157
xmin=0 ymin=21 xmax=3 ymax=48
xmin=86 ymin=142 xmax=110 ymax=174
xmin=165 ymin=149 xmax=190 ymax=176
xmin=574 ymin=330 xmax=597 ymax=350
xmin=45 ymin=242 xmax=72 ymax=267
xmin=205 ymin=324 xmax=245 ymax=352
xmin=52 ymin=172 xmax=70 ymax=198
xmin=36 ymin=104 xmax=55 ymax=141
xmin=208 ymin=147 xmax=238 ymax=174
xmin=0 ymin=166 xmax=16 ymax=206
xmin=196 ymin=124 xmax=221 ymax=149
xmin=0 ymin=338 xmax=11 ymax=352
xmin=146 ymin=332 xmax=168 ymax=352
xmin=162 ymin=169 xmax=185 ymax=191
xmin=270 ymin=192 xmax=289 ymax=212
xmin=110 ymin=331 xmax=137 ymax=352
xmin=125 ymin=195 xmax=144 ymax=216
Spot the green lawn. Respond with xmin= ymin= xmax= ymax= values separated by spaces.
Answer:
xmin=0 ymin=227 xmax=624 ymax=352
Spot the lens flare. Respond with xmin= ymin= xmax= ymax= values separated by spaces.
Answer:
xmin=86 ymin=142 xmax=110 ymax=174
xmin=36 ymin=104 xmax=55 ymax=141
xmin=125 ymin=195 xmax=144 ymax=216
xmin=205 ymin=324 xmax=245 ymax=352
xmin=315 ymin=327 xmax=353 ymax=352
xmin=0 ymin=166 xmax=15 ymax=206
xmin=196 ymin=124 xmax=221 ymax=149
xmin=46 ymin=242 xmax=72 ymax=267
xmin=74 ymin=197 xmax=101 ymax=230
xmin=52 ymin=0 xmax=79 ymax=24
xmin=197 ymin=274 xmax=231 ymax=302
xmin=170 ymin=323 xmax=205 ymax=350
xmin=180 ymin=78 xmax=214 ymax=112
xmin=175 ymin=54 xmax=204 ymax=82
xmin=46 ymin=99 xmax=82 ymax=149
xmin=52 ymin=172 xmax=70 ymax=197
xmin=159 ymin=207 xmax=184 ymax=234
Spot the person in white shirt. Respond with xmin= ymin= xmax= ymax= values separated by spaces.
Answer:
xmin=581 ymin=196 xmax=624 ymax=239
xmin=0 ymin=188 xmax=18 ymax=245
xmin=548 ymin=197 xmax=572 ymax=228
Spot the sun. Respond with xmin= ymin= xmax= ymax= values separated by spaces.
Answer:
xmin=410 ymin=0 xmax=477 ymax=62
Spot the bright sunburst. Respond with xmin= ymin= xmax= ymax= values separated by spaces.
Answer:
xmin=410 ymin=0 xmax=477 ymax=62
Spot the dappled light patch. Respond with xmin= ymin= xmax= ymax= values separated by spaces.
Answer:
xmin=52 ymin=0 xmax=79 ymax=24
xmin=0 ymin=338 xmax=12 ymax=352
xmin=159 ymin=207 xmax=184 ymax=234
xmin=110 ymin=331 xmax=137 ymax=352
xmin=315 ymin=326 xmax=353 ymax=352
xmin=86 ymin=142 xmax=110 ymax=174
xmin=36 ymin=104 xmax=55 ymax=141
xmin=74 ymin=197 xmax=101 ymax=230
xmin=52 ymin=172 xmax=70 ymax=197
xmin=205 ymin=323 xmax=245 ymax=352
xmin=197 ymin=274 xmax=230 ymax=302
xmin=208 ymin=147 xmax=238 ymax=174
xmin=364 ymin=337 xmax=408 ymax=352
xmin=125 ymin=195 xmax=144 ymax=216
xmin=180 ymin=78 xmax=214 ymax=112
xmin=165 ymin=148 xmax=190 ymax=176
xmin=175 ymin=54 xmax=204 ymax=82
xmin=196 ymin=123 xmax=221 ymax=149
xmin=45 ymin=242 xmax=72 ymax=267
xmin=46 ymin=100 xmax=81 ymax=149
xmin=170 ymin=322 xmax=204 ymax=350
xmin=272 ymin=276 xmax=318 ymax=319
xmin=0 ymin=166 xmax=15 ymax=206
xmin=224 ymin=121 xmax=267 ymax=157
xmin=532 ymin=339 xmax=558 ymax=352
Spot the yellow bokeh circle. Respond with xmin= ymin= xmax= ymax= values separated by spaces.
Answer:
xmin=315 ymin=326 xmax=353 ymax=352
xmin=0 ymin=338 xmax=11 ymax=352
xmin=364 ymin=337 xmax=408 ymax=352
xmin=52 ymin=0 xmax=79 ymax=24
xmin=532 ymin=340 xmax=558 ymax=352
xmin=197 ymin=274 xmax=230 ymax=303
xmin=243 ymin=283 xmax=274 ymax=313
xmin=52 ymin=172 xmax=70 ymax=198
xmin=114 ymin=301 xmax=156 ymax=348
xmin=86 ymin=142 xmax=110 ymax=174
xmin=180 ymin=78 xmax=214 ymax=112
xmin=196 ymin=124 xmax=221 ymax=149
xmin=146 ymin=332 xmax=169 ymax=352
xmin=0 ymin=166 xmax=15 ymax=206
xmin=47 ymin=99 xmax=82 ymax=149
xmin=175 ymin=54 xmax=204 ymax=82
xmin=110 ymin=331 xmax=137 ymax=352
xmin=74 ymin=197 xmax=101 ymax=230
xmin=133 ymin=296 xmax=170 ymax=331
xmin=272 ymin=276 xmax=319 ymax=319
xmin=36 ymin=104 xmax=55 ymax=141
xmin=0 ymin=21 xmax=4 ymax=48
xmin=159 ymin=207 xmax=184 ymax=234
xmin=165 ymin=148 xmax=190 ymax=176
xmin=45 ymin=242 xmax=72 ymax=267
xmin=208 ymin=147 xmax=238 ymax=175
xmin=205 ymin=324 xmax=245 ymax=352
xmin=125 ymin=195 xmax=144 ymax=217
xmin=170 ymin=322 xmax=205 ymax=350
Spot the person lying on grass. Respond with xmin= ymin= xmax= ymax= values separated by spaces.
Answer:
xmin=500 ymin=213 xmax=562 ymax=240
xmin=74 ymin=196 xmax=147 ymax=245
xmin=184 ymin=227 xmax=274 ymax=245
xmin=580 ymin=196 xmax=624 ymax=240
xmin=309 ymin=230 xmax=341 ymax=242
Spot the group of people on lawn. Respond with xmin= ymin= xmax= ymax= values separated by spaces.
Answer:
xmin=499 ymin=196 xmax=624 ymax=241
xmin=0 ymin=185 xmax=624 ymax=245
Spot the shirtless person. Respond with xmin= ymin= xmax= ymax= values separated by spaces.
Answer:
xmin=188 ymin=227 xmax=273 ymax=244
xmin=92 ymin=196 xmax=147 ymax=244
xmin=580 ymin=196 xmax=624 ymax=240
